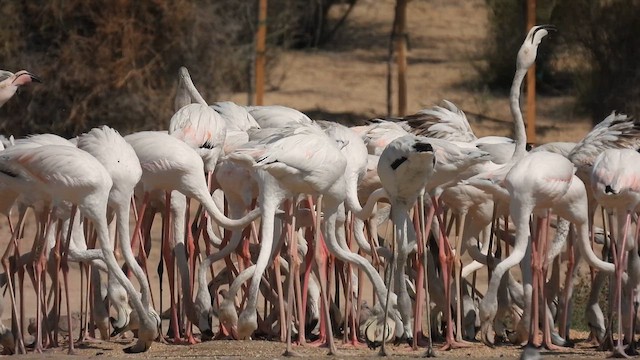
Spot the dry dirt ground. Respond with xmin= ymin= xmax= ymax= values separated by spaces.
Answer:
xmin=0 ymin=0 xmax=604 ymax=359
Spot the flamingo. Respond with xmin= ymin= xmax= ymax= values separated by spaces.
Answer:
xmin=226 ymin=123 xmax=348 ymax=348
xmin=75 ymin=126 xmax=155 ymax=338
xmin=590 ymin=148 xmax=640 ymax=356
xmin=376 ymin=134 xmax=438 ymax=351
xmin=0 ymin=70 xmax=41 ymax=108
xmin=0 ymin=145 xmax=159 ymax=352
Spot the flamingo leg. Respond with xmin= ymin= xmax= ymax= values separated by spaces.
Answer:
xmin=422 ymin=197 xmax=436 ymax=357
xmin=61 ymin=205 xmax=78 ymax=354
xmin=412 ymin=203 xmax=425 ymax=350
xmin=51 ymin=220 xmax=63 ymax=348
xmin=162 ymin=191 xmax=182 ymax=342
xmin=538 ymin=214 xmax=561 ymax=351
xmin=274 ymin=254 xmax=287 ymax=342
xmin=284 ymin=198 xmax=301 ymax=356
xmin=130 ymin=195 xmax=156 ymax=310
xmin=612 ymin=210 xmax=631 ymax=358
xmin=528 ymin=217 xmax=541 ymax=348
xmin=310 ymin=195 xmax=338 ymax=355
xmin=183 ymin=197 xmax=198 ymax=345
xmin=434 ymin=201 xmax=468 ymax=350
xmin=559 ymin=230 xmax=575 ymax=341
xmin=1 ymin=208 xmax=27 ymax=354
xmin=453 ymin=211 xmax=471 ymax=345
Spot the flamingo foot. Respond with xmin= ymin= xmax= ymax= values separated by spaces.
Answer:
xmin=551 ymin=332 xmax=574 ymax=348
xmin=586 ymin=330 xmax=602 ymax=346
xmin=610 ymin=345 xmax=632 ymax=359
xmin=541 ymin=339 xmax=562 ymax=352
xmin=598 ymin=330 xmax=615 ymax=352
xmin=307 ymin=336 xmax=329 ymax=348
xmin=174 ymin=335 xmax=199 ymax=345
xmin=423 ymin=344 xmax=436 ymax=358
xmin=439 ymin=339 xmax=472 ymax=351
xmin=346 ymin=337 xmax=367 ymax=348
xmin=78 ymin=334 xmax=103 ymax=344
xmin=123 ymin=339 xmax=152 ymax=354
xmin=480 ymin=322 xmax=496 ymax=348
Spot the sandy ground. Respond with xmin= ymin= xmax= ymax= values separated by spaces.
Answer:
xmin=0 ymin=0 xmax=606 ymax=358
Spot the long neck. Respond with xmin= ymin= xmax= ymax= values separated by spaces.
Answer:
xmin=115 ymin=202 xmax=151 ymax=309
xmin=245 ymin=195 xmax=279 ymax=313
xmin=166 ymin=196 xmax=196 ymax=313
xmin=190 ymin=181 xmax=261 ymax=230
xmin=510 ymin=68 xmax=529 ymax=160
xmin=322 ymin=198 xmax=400 ymax=326
xmin=94 ymin=213 xmax=152 ymax=330
xmin=349 ymin=187 xmax=389 ymax=220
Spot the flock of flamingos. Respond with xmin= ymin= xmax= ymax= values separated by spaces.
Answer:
xmin=0 ymin=24 xmax=638 ymax=358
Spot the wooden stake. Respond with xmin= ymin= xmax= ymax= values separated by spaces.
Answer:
xmin=395 ymin=0 xmax=408 ymax=117
xmin=255 ymin=0 xmax=268 ymax=106
xmin=525 ymin=0 xmax=536 ymax=145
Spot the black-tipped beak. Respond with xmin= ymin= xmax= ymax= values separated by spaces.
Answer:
xmin=12 ymin=72 xmax=41 ymax=84
xmin=29 ymin=73 xmax=42 ymax=83
xmin=540 ymin=24 xmax=557 ymax=32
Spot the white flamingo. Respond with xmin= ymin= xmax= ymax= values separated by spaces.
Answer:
xmin=590 ymin=148 xmax=640 ymax=356
xmin=0 ymin=145 xmax=159 ymax=353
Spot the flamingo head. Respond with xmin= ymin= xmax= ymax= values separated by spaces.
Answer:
xmin=12 ymin=70 xmax=41 ymax=85
xmin=516 ymin=24 xmax=556 ymax=71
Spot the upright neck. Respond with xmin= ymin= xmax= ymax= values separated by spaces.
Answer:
xmin=510 ymin=68 xmax=529 ymax=160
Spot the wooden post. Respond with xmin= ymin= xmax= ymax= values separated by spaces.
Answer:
xmin=395 ymin=0 xmax=408 ymax=117
xmin=255 ymin=0 xmax=268 ymax=106
xmin=525 ymin=0 xmax=536 ymax=144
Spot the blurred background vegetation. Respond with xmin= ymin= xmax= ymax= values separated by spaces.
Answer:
xmin=481 ymin=0 xmax=640 ymax=124
xmin=0 ymin=0 xmax=638 ymax=136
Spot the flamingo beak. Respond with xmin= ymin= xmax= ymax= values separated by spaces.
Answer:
xmin=28 ymin=72 xmax=42 ymax=83
xmin=11 ymin=71 xmax=41 ymax=84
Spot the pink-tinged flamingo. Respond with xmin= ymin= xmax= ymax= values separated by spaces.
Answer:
xmin=590 ymin=148 xmax=640 ymax=357
xmin=124 ymin=131 xmax=259 ymax=339
xmin=0 ymin=145 xmax=159 ymax=353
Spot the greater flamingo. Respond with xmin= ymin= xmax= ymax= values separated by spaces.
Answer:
xmin=0 ymin=145 xmax=159 ymax=352
xmin=590 ymin=148 xmax=640 ymax=356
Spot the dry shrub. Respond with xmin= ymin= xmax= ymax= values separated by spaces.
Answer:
xmin=550 ymin=0 xmax=640 ymax=123
xmin=0 ymin=1 xmax=259 ymax=137
xmin=0 ymin=1 xmax=357 ymax=138
xmin=481 ymin=0 xmax=640 ymax=123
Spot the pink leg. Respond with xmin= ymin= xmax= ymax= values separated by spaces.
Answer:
xmin=612 ymin=211 xmax=631 ymax=358
xmin=434 ymin=205 xmax=469 ymax=350
xmin=1 ymin=209 xmax=27 ymax=354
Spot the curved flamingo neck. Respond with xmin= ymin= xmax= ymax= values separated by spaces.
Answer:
xmin=321 ymin=199 xmax=404 ymax=336
xmin=115 ymin=204 xmax=152 ymax=309
xmin=193 ymin=185 xmax=260 ymax=230
xmin=349 ymin=187 xmax=389 ymax=219
xmin=510 ymin=68 xmax=529 ymax=160
xmin=94 ymin=214 xmax=154 ymax=330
